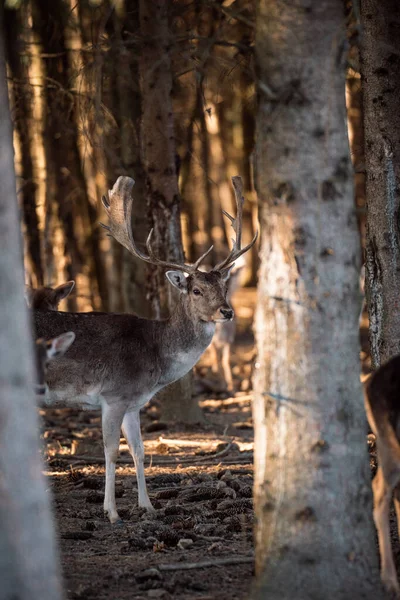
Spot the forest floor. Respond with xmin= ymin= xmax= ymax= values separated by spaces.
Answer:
xmin=40 ymin=289 xmax=385 ymax=600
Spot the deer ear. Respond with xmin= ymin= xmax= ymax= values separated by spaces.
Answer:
xmin=165 ymin=270 xmax=188 ymax=293
xmin=46 ymin=332 xmax=75 ymax=359
xmin=220 ymin=264 xmax=235 ymax=282
xmin=53 ymin=281 xmax=75 ymax=304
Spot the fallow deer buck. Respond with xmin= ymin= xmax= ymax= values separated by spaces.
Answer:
xmin=364 ymin=359 xmax=400 ymax=596
xmin=33 ymin=175 xmax=257 ymax=524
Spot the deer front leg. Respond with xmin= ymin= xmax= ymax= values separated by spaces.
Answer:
xmin=102 ymin=401 xmax=126 ymax=524
xmin=122 ymin=409 xmax=154 ymax=512
xmin=373 ymin=466 xmax=399 ymax=595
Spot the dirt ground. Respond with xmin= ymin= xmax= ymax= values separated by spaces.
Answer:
xmin=41 ymin=288 xmax=257 ymax=600
xmin=40 ymin=289 xmax=387 ymax=599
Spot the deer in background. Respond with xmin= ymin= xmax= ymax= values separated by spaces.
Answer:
xmin=26 ymin=281 xmax=75 ymax=311
xmin=364 ymin=358 xmax=400 ymax=596
xmin=33 ymin=175 xmax=257 ymax=524
xmin=209 ymin=258 xmax=245 ymax=392
xmin=34 ymin=333 xmax=76 ymax=396
xmin=25 ymin=282 xmax=76 ymax=392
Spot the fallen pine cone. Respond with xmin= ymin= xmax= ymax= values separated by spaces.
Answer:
xmin=149 ymin=474 xmax=182 ymax=486
xmin=180 ymin=486 xmax=231 ymax=502
xmin=216 ymin=498 xmax=253 ymax=512
xmin=128 ymin=536 xmax=147 ymax=551
xmin=155 ymin=488 xmax=180 ymax=500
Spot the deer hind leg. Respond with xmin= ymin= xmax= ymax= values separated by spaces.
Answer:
xmin=221 ymin=343 xmax=233 ymax=392
xmin=101 ymin=401 xmax=126 ymax=524
xmin=373 ymin=465 xmax=399 ymax=595
xmin=122 ymin=409 xmax=154 ymax=512
xmin=210 ymin=342 xmax=219 ymax=375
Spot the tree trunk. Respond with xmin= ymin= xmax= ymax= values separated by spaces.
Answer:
xmin=139 ymin=0 xmax=202 ymax=423
xmin=252 ymin=1 xmax=382 ymax=597
xmin=360 ymin=0 xmax=400 ymax=368
xmin=113 ymin=1 xmax=150 ymax=317
xmin=32 ymin=0 xmax=107 ymax=311
xmin=0 ymin=7 xmax=62 ymax=599
xmin=4 ymin=7 xmax=43 ymax=286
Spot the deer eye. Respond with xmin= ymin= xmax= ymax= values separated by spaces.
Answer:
xmin=193 ymin=288 xmax=202 ymax=296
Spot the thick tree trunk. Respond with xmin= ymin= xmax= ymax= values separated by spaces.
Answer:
xmin=139 ymin=0 xmax=202 ymax=423
xmin=252 ymin=1 xmax=382 ymax=597
xmin=0 ymin=8 xmax=62 ymax=599
xmin=360 ymin=0 xmax=400 ymax=368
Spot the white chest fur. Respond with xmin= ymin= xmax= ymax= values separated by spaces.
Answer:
xmin=162 ymin=322 xmax=215 ymax=385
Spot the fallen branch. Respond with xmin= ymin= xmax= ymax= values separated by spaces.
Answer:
xmin=157 ymin=555 xmax=254 ymax=572
xmin=51 ymin=441 xmax=242 ymax=466
xmin=158 ymin=437 xmax=222 ymax=447
xmin=49 ymin=453 xmax=253 ymax=471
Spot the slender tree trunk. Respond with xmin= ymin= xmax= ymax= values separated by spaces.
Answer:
xmin=32 ymin=0 xmax=81 ymax=309
xmin=114 ymin=1 xmax=150 ymax=317
xmin=0 ymin=7 xmax=62 ymax=599
xmin=139 ymin=0 xmax=202 ymax=423
xmin=252 ymin=1 xmax=382 ymax=597
xmin=4 ymin=8 xmax=43 ymax=286
xmin=32 ymin=0 xmax=107 ymax=310
xmin=360 ymin=0 xmax=400 ymax=368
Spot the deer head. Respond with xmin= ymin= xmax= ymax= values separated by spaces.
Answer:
xmin=26 ymin=281 xmax=75 ymax=311
xmin=100 ymin=175 xmax=257 ymax=324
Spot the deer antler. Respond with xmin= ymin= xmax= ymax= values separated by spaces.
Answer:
xmin=212 ymin=176 xmax=258 ymax=272
xmin=100 ymin=176 xmax=213 ymax=274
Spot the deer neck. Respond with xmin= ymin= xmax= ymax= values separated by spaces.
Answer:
xmin=156 ymin=297 xmax=215 ymax=385
xmin=165 ymin=296 xmax=215 ymax=350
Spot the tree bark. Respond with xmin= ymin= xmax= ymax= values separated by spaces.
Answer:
xmin=139 ymin=0 xmax=202 ymax=423
xmin=360 ymin=0 xmax=400 ymax=368
xmin=0 ymin=7 xmax=62 ymax=599
xmin=252 ymin=1 xmax=382 ymax=597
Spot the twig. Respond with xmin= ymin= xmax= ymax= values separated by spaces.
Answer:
xmin=193 ymin=441 xmax=234 ymax=462
xmin=157 ymin=555 xmax=254 ymax=572
xmin=158 ymin=437 xmax=221 ymax=447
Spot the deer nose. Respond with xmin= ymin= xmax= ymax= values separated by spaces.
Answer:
xmin=220 ymin=308 xmax=234 ymax=321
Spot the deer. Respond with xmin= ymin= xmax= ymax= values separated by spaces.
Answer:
xmin=34 ymin=333 xmax=76 ymax=396
xmin=25 ymin=280 xmax=75 ymax=311
xmin=33 ymin=175 xmax=257 ymax=524
xmin=208 ymin=258 xmax=245 ymax=392
xmin=364 ymin=357 xmax=400 ymax=596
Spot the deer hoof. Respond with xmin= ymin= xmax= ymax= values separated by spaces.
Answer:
xmin=112 ymin=518 xmax=125 ymax=528
xmin=139 ymin=501 xmax=156 ymax=513
xmin=104 ymin=510 xmax=121 ymax=525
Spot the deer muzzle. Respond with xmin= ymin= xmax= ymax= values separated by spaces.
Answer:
xmin=213 ymin=307 xmax=234 ymax=323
